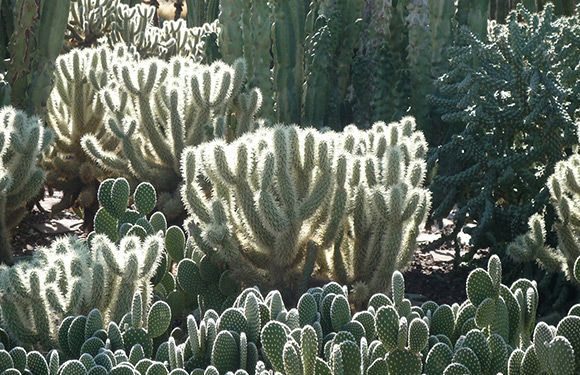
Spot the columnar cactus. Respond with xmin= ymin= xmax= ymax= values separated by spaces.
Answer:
xmin=1 ymin=0 xmax=70 ymax=115
xmin=0 ymin=234 xmax=163 ymax=350
xmin=0 ymin=107 xmax=53 ymax=264
xmin=82 ymin=55 xmax=263 ymax=219
xmin=181 ymin=117 xmax=430 ymax=302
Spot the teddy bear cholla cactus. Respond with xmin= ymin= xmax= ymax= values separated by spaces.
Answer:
xmin=181 ymin=117 xmax=430 ymax=302
xmin=508 ymin=152 xmax=580 ymax=283
xmin=0 ymin=107 xmax=52 ymax=265
xmin=0 ymin=234 xmax=163 ymax=350
xmin=82 ymin=54 xmax=263 ymax=219
xmin=45 ymin=45 xmax=133 ymax=220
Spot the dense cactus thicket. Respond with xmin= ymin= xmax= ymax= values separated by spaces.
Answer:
xmin=0 ymin=256 xmax=578 ymax=374
xmin=428 ymin=3 xmax=580 ymax=258
xmin=81 ymin=52 xmax=263 ymax=220
xmin=181 ymin=118 xmax=431 ymax=302
xmin=2 ymin=1 xmax=580 ymax=374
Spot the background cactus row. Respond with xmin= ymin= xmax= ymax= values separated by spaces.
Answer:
xmin=0 ymin=254 xmax=579 ymax=374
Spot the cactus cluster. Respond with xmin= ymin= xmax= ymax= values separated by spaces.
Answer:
xmin=181 ymin=118 xmax=430 ymax=302
xmin=428 ymin=3 xmax=580 ymax=258
xmin=44 ymin=45 xmax=134 ymax=223
xmin=81 ymin=52 xmax=263 ymax=220
xmin=0 ymin=233 xmax=163 ymax=350
xmin=509 ymin=131 xmax=580 ymax=285
xmin=66 ymin=0 xmax=218 ymax=61
xmin=0 ymin=254 xmax=579 ymax=374
xmin=0 ymin=107 xmax=53 ymax=264
xmin=0 ymin=0 xmax=70 ymax=115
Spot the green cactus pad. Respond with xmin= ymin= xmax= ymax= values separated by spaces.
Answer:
xmin=367 ymin=357 xmax=388 ymax=375
xmin=93 ymin=353 xmax=113 ymax=371
xmin=463 ymin=330 xmax=490 ymax=371
xmin=97 ymin=179 xmax=116 ymax=214
xmin=431 ymin=305 xmax=455 ymax=339
xmin=574 ymin=257 xmax=580 ymax=283
xmin=475 ymin=298 xmax=495 ymax=328
xmin=547 ymin=336 xmax=575 ymax=375
xmin=375 ymin=306 xmax=400 ymax=352
xmin=80 ymin=338 xmax=105 ymax=357
xmin=368 ymin=294 xmax=392 ymax=311
xmin=261 ymin=321 xmax=289 ymax=373
xmin=110 ymin=178 xmax=131 ymax=217
xmin=425 ymin=343 xmax=453 ymax=375
xmin=94 ymin=208 xmax=118 ymax=241
xmin=408 ymin=319 xmax=429 ymax=354
xmin=339 ymin=340 xmax=361 ymax=375
xmin=147 ymin=301 xmax=171 ymax=338
xmin=219 ymin=271 xmax=238 ymax=296
xmin=297 ymin=294 xmax=317 ymax=327
xmin=119 ymin=210 xmax=142 ymax=226
xmin=282 ymin=341 xmax=301 ymax=375
xmin=569 ymin=304 xmax=580 ymax=317
xmin=0 ymin=351 xmax=13 ymax=374
xmin=556 ymin=316 xmax=580 ymax=369
xmin=218 ymin=308 xmax=248 ymax=335
xmin=330 ymin=295 xmax=351 ymax=332
xmin=134 ymin=183 xmax=156 ymax=216
xmin=107 ymin=323 xmax=125 ymax=352
xmin=149 ymin=212 xmax=167 ymax=233
xmin=198 ymin=256 xmax=221 ymax=284
xmin=68 ymin=316 xmax=88 ymax=358
xmin=9 ymin=348 xmax=26 ymax=372
xmin=467 ymin=269 xmax=495 ymax=306
xmin=129 ymin=345 xmax=145 ymax=365
xmin=353 ymin=311 xmax=376 ymax=341
xmin=177 ymin=259 xmax=207 ymax=296
xmin=59 ymin=360 xmax=87 ymax=375
xmin=165 ymin=226 xmax=185 ymax=262
xmin=85 ymin=310 xmax=104 ymax=340
xmin=487 ymin=334 xmax=508 ymax=375
xmin=87 ymin=366 xmax=108 ymax=375
xmin=211 ymin=331 xmax=239 ymax=374
xmin=386 ymin=350 xmax=421 ymax=375
xmin=123 ymin=328 xmax=153 ymax=358
xmin=145 ymin=363 xmax=168 ymax=375
xmin=443 ymin=363 xmax=471 ymax=375
xmin=27 ymin=351 xmax=49 ymax=375
xmin=343 ymin=321 xmax=365 ymax=345
xmin=79 ymin=353 xmax=95 ymax=371
xmin=135 ymin=359 xmax=153 ymax=375
xmin=453 ymin=347 xmax=482 ymax=374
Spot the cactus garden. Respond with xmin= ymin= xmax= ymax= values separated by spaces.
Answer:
xmin=1 ymin=0 xmax=580 ymax=374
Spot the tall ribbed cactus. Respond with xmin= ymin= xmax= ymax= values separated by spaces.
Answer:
xmin=81 ymin=55 xmax=263 ymax=219
xmin=1 ymin=0 xmax=70 ymax=115
xmin=0 ymin=234 xmax=163 ymax=350
xmin=0 ymin=107 xmax=53 ymax=264
xmin=180 ymin=117 xmax=430 ymax=301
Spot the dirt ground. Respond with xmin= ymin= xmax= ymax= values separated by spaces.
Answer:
xmin=11 ymin=191 xmax=479 ymax=308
